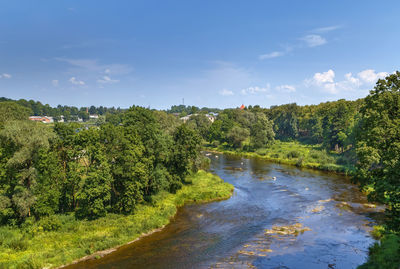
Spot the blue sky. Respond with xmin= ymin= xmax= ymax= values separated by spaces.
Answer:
xmin=0 ymin=1 xmax=399 ymax=109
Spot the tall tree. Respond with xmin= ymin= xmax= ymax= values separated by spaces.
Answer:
xmin=250 ymin=113 xmax=275 ymax=149
xmin=355 ymin=71 xmax=400 ymax=230
xmin=0 ymin=121 xmax=56 ymax=220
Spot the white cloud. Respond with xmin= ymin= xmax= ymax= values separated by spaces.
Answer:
xmin=97 ymin=75 xmax=119 ymax=84
xmin=301 ymin=34 xmax=327 ymax=47
xmin=52 ymin=79 xmax=59 ymax=87
xmin=69 ymin=77 xmax=85 ymax=86
xmin=311 ymin=25 xmax=342 ymax=33
xmin=241 ymin=84 xmax=270 ymax=95
xmin=0 ymin=73 xmax=11 ymax=79
xmin=313 ymin=69 xmax=335 ymax=84
xmin=344 ymin=73 xmax=360 ymax=85
xmin=306 ymin=68 xmax=389 ymax=95
xmin=305 ymin=69 xmax=338 ymax=94
xmin=276 ymin=84 xmax=296 ymax=93
xmin=322 ymin=83 xmax=338 ymax=94
xmin=357 ymin=69 xmax=388 ymax=84
xmin=219 ymin=88 xmax=234 ymax=96
xmin=259 ymin=51 xmax=284 ymax=60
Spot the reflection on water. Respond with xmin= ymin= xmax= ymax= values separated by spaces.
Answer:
xmin=67 ymin=153 xmax=382 ymax=269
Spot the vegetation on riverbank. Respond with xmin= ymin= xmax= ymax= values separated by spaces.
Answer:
xmin=359 ymin=228 xmax=400 ymax=269
xmin=0 ymin=170 xmax=233 ymax=269
xmin=205 ymin=140 xmax=355 ymax=174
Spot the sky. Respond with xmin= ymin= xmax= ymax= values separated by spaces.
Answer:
xmin=0 ymin=0 xmax=399 ymax=109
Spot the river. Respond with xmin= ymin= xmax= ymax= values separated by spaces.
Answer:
xmin=68 ymin=152 xmax=382 ymax=269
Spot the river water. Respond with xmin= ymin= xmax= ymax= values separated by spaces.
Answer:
xmin=69 ymin=153 xmax=382 ymax=269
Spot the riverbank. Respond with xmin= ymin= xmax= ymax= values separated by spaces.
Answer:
xmin=358 ymin=228 xmax=400 ymax=269
xmin=0 ymin=171 xmax=234 ymax=269
xmin=205 ymin=141 xmax=355 ymax=175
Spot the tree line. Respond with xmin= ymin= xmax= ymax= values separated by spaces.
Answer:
xmin=0 ymin=97 xmax=124 ymax=122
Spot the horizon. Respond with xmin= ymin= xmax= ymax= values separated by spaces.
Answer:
xmin=1 ymin=1 xmax=399 ymax=109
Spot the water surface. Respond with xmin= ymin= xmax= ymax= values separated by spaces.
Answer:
xmin=69 ymin=153 xmax=381 ymax=269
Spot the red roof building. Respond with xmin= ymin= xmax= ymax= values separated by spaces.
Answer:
xmin=240 ymin=104 xmax=245 ymax=110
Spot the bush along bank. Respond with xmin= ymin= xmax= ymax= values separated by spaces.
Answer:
xmin=204 ymin=141 xmax=356 ymax=175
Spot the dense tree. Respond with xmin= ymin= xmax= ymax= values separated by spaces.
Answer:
xmin=187 ymin=114 xmax=212 ymax=140
xmin=0 ymin=102 xmax=31 ymax=125
xmin=170 ymin=124 xmax=201 ymax=182
xmin=250 ymin=113 xmax=275 ymax=149
xmin=0 ymin=121 xmax=56 ymax=221
xmin=355 ymin=72 xmax=400 ymax=230
xmin=0 ymin=98 xmax=122 ymax=121
xmin=226 ymin=126 xmax=250 ymax=149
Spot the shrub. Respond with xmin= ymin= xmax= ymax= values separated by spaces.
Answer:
xmin=169 ymin=179 xmax=183 ymax=194
xmin=296 ymin=157 xmax=304 ymax=167
xmin=211 ymin=140 xmax=220 ymax=147
xmin=287 ymin=150 xmax=300 ymax=159
xmin=38 ymin=215 xmax=62 ymax=231
xmin=371 ymin=225 xmax=385 ymax=240
xmin=271 ymin=153 xmax=280 ymax=158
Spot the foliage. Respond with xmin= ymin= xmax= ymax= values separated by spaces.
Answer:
xmin=227 ymin=126 xmax=250 ymax=149
xmin=355 ymin=71 xmax=400 ymax=231
xmin=206 ymin=141 xmax=353 ymax=174
xmin=250 ymin=113 xmax=275 ymax=149
xmin=0 ymin=102 xmax=31 ymax=125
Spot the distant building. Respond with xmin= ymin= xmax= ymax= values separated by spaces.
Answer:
xmin=29 ymin=116 xmax=54 ymax=123
xmin=205 ymin=114 xmax=215 ymax=123
xmin=180 ymin=113 xmax=216 ymax=123
xmin=240 ymin=104 xmax=245 ymax=110
xmin=180 ymin=115 xmax=191 ymax=123
xmin=89 ymin=114 xmax=99 ymax=119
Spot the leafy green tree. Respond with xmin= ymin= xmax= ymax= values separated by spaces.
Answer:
xmin=267 ymin=103 xmax=299 ymax=140
xmin=76 ymin=147 xmax=112 ymax=219
xmin=171 ymin=124 xmax=201 ymax=182
xmin=32 ymin=149 xmax=63 ymax=217
xmin=153 ymin=110 xmax=181 ymax=135
xmin=355 ymin=71 xmax=400 ymax=231
xmin=227 ymin=126 xmax=250 ymax=149
xmin=250 ymin=113 xmax=275 ymax=149
xmin=208 ymin=119 xmax=223 ymax=142
xmin=0 ymin=102 xmax=32 ymax=126
xmin=101 ymin=124 xmax=147 ymax=213
xmin=187 ymin=114 xmax=212 ymax=140
xmin=0 ymin=121 xmax=56 ymax=220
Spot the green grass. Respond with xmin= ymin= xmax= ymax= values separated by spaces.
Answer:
xmin=358 ymin=233 xmax=400 ymax=269
xmin=205 ymin=141 xmax=355 ymax=174
xmin=0 ymin=171 xmax=233 ymax=269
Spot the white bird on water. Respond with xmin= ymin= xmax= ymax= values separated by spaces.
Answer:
xmin=272 ymin=177 xmax=276 ymax=181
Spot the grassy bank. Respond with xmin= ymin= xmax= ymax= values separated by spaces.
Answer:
xmin=358 ymin=228 xmax=400 ymax=269
xmin=0 ymin=171 xmax=233 ymax=269
xmin=205 ymin=141 xmax=355 ymax=175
